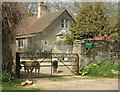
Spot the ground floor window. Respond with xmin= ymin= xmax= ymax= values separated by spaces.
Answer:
xmin=18 ymin=39 xmax=24 ymax=48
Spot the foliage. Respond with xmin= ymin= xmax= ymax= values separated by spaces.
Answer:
xmin=68 ymin=2 xmax=119 ymax=41
xmin=71 ymin=3 xmax=108 ymax=39
xmin=28 ymin=13 xmax=34 ymax=16
xmin=59 ymin=55 xmax=65 ymax=58
xmin=65 ymin=34 xmax=74 ymax=45
xmin=109 ymin=32 xmax=119 ymax=40
xmin=2 ymin=70 xmax=15 ymax=83
xmin=2 ymin=79 xmax=41 ymax=91
xmin=108 ymin=23 xmax=120 ymax=40
xmin=80 ymin=63 xmax=97 ymax=76
xmin=80 ymin=61 xmax=120 ymax=78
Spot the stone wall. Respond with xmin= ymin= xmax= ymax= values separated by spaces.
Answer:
xmin=31 ymin=11 xmax=74 ymax=52
xmin=73 ymin=40 xmax=120 ymax=68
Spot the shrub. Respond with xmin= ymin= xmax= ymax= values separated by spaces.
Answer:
xmin=79 ymin=63 xmax=97 ymax=75
xmin=2 ymin=69 xmax=19 ymax=83
xmin=79 ymin=61 xmax=119 ymax=78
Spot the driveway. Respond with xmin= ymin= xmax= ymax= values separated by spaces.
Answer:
xmin=24 ymin=76 xmax=119 ymax=90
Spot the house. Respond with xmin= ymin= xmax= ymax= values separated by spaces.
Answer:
xmin=16 ymin=2 xmax=75 ymax=53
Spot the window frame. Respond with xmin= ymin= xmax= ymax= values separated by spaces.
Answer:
xmin=61 ymin=19 xmax=69 ymax=29
xmin=44 ymin=40 xmax=48 ymax=45
xmin=18 ymin=39 xmax=24 ymax=48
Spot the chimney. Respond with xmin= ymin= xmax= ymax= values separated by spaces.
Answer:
xmin=37 ymin=2 xmax=47 ymax=18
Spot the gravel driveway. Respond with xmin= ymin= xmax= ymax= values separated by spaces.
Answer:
xmin=24 ymin=76 xmax=118 ymax=90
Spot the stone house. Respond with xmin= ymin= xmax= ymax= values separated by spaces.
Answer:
xmin=16 ymin=2 xmax=74 ymax=53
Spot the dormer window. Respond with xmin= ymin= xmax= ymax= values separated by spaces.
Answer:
xmin=61 ymin=19 xmax=69 ymax=29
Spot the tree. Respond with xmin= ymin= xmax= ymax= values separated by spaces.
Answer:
xmin=25 ymin=2 xmax=83 ymax=17
xmin=70 ymin=2 xmax=110 ymax=40
xmin=2 ymin=2 xmax=24 ymax=81
xmin=109 ymin=23 xmax=120 ymax=40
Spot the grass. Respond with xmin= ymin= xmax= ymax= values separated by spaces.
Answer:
xmin=2 ymin=78 xmax=43 ymax=92
xmin=72 ymin=76 xmax=96 ymax=79
xmin=49 ymin=76 xmax=97 ymax=81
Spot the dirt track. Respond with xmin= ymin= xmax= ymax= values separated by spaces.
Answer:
xmin=24 ymin=76 xmax=118 ymax=90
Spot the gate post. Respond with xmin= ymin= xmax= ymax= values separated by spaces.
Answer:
xmin=76 ymin=54 xmax=79 ymax=75
xmin=16 ymin=52 xmax=20 ymax=78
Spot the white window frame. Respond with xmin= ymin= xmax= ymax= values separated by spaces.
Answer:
xmin=61 ymin=19 xmax=69 ymax=29
xmin=18 ymin=39 xmax=24 ymax=48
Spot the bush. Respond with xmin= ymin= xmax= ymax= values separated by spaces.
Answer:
xmin=79 ymin=63 xmax=97 ymax=75
xmin=79 ymin=61 xmax=119 ymax=78
xmin=109 ymin=32 xmax=119 ymax=40
xmin=2 ymin=70 xmax=17 ymax=83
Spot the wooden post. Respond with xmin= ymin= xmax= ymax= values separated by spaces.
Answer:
xmin=76 ymin=54 xmax=79 ymax=75
xmin=16 ymin=52 xmax=20 ymax=78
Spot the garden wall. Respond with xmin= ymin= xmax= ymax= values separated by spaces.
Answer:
xmin=73 ymin=40 xmax=120 ymax=69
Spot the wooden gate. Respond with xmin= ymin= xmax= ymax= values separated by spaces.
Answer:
xmin=16 ymin=52 xmax=79 ymax=78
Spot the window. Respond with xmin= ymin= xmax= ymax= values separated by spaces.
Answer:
xmin=44 ymin=40 xmax=48 ymax=44
xmin=61 ymin=19 xmax=69 ymax=29
xmin=57 ymin=36 xmax=65 ymax=41
xmin=60 ymin=37 xmax=65 ymax=40
xmin=65 ymin=19 xmax=69 ymax=28
xmin=61 ymin=20 xmax=64 ymax=28
xmin=18 ymin=39 xmax=24 ymax=48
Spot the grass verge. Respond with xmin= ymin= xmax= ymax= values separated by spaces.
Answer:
xmin=2 ymin=78 xmax=43 ymax=92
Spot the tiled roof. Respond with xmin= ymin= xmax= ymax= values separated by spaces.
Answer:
xmin=17 ymin=10 xmax=67 ymax=36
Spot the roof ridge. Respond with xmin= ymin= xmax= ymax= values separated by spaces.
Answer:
xmin=17 ymin=9 xmax=71 ymax=36
xmin=38 ymin=10 xmax=66 ymax=32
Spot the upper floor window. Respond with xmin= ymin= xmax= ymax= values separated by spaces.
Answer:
xmin=61 ymin=19 xmax=69 ymax=29
xmin=18 ymin=39 xmax=24 ymax=48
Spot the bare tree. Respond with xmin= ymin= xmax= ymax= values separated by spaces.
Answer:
xmin=25 ymin=2 xmax=83 ymax=16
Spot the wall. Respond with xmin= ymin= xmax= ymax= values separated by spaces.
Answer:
xmin=52 ymin=44 xmax=73 ymax=53
xmin=73 ymin=40 xmax=120 ymax=68
xmin=16 ymin=38 xmax=29 ymax=52
xmin=31 ymin=11 xmax=74 ymax=52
